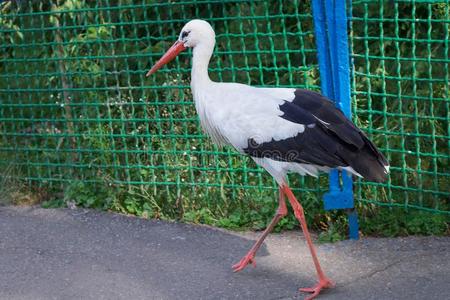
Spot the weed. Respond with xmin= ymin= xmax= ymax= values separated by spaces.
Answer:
xmin=360 ymin=207 xmax=449 ymax=237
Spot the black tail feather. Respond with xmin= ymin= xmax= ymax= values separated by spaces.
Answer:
xmin=337 ymin=132 xmax=389 ymax=182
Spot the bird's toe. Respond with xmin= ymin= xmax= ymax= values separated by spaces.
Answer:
xmin=232 ymin=253 xmax=256 ymax=272
xmin=299 ymin=277 xmax=334 ymax=300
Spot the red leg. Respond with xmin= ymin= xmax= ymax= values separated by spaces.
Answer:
xmin=282 ymin=185 xmax=334 ymax=300
xmin=232 ymin=187 xmax=288 ymax=272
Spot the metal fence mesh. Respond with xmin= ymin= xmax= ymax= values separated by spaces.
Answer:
xmin=0 ymin=0 xmax=448 ymax=215
xmin=349 ymin=0 xmax=449 ymax=213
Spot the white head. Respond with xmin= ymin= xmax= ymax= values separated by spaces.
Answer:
xmin=178 ymin=19 xmax=215 ymax=49
xmin=146 ymin=19 xmax=216 ymax=76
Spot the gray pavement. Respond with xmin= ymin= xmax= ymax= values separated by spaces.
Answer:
xmin=0 ymin=206 xmax=448 ymax=300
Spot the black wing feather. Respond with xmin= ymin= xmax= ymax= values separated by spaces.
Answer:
xmin=289 ymin=89 xmax=365 ymax=148
xmin=244 ymin=89 xmax=389 ymax=182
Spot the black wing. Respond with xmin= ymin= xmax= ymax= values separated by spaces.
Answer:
xmin=243 ymin=89 xmax=389 ymax=182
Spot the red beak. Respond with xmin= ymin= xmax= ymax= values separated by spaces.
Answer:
xmin=146 ymin=41 xmax=187 ymax=76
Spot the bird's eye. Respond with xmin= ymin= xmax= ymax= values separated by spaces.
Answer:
xmin=181 ymin=31 xmax=189 ymax=39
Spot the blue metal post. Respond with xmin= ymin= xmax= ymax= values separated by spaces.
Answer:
xmin=312 ymin=0 xmax=359 ymax=239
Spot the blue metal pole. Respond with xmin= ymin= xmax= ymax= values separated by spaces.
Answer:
xmin=312 ymin=0 xmax=359 ymax=240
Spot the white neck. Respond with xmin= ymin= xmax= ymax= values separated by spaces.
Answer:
xmin=191 ymin=42 xmax=214 ymax=91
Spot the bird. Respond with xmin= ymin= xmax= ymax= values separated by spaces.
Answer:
xmin=147 ymin=19 xmax=389 ymax=300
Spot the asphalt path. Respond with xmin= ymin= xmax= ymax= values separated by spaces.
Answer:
xmin=0 ymin=206 xmax=448 ymax=299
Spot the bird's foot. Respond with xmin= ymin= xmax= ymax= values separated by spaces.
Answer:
xmin=232 ymin=252 xmax=256 ymax=272
xmin=299 ymin=277 xmax=335 ymax=300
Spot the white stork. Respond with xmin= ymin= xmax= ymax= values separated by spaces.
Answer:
xmin=147 ymin=19 xmax=389 ymax=300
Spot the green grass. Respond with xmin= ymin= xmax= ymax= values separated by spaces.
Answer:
xmin=32 ymin=179 xmax=449 ymax=240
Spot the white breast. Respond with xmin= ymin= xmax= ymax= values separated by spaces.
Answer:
xmin=192 ymin=82 xmax=229 ymax=146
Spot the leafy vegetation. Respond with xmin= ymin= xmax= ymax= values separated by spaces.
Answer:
xmin=0 ymin=1 xmax=448 ymax=239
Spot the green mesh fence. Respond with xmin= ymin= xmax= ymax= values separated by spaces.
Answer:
xmin=349 ymin=0 xmax=449 ymax=214
xmin=0 ymin=1 xmax=448 ymax=215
